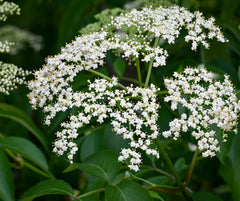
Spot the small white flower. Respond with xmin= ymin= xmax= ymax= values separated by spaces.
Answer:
xmin=164 ymin=66 xmax=240 ymax=157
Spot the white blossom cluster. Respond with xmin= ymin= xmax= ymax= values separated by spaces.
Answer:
xmin=0 ymin=62 xmax=30 ymax=95
xmin=26 ymin=29 xmax=165 ymax=170
xmin=0 ymin=0 xmax=20 ymax=21
xmin=0 ymin=40 xmax=12 ymax=53
xmin=0 ymin=0 xmax=20 ymax=53
xmin=163 ymin=67 xmax=240 ymax=157
xmin=111 ymin=6 xmax=227 ymax=50
xmin=28 ymin=6 xmax=227 ymax=112
xmin=51 ymin=78 xmax=160 ymax=171
xmin=0 ymin=25 xmax=43 ymax=54
xmin=28 ymin=6 xmax=229 ymax=170
xmin=0 ymin=1 xmax=31 ymax=95
xmin=28 ymin=30 xmax=168 ymax=110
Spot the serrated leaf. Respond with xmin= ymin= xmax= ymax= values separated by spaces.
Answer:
xmin=72 ymin=150 xmax=120 ymax=182
xmin=113 ymin=57 xmax=126 ymax=77
xmin=0 ymin=137 xmax=50 ymax=175
xmin=0 ymin=150 xmax=15 ymax=201
xmin=0 ymin=103 xmax=48 ymax=150
xmin=19 ymin=179 xmax=74 ymax=201
xmin=105 ymin=180 xmax=152 ymax=201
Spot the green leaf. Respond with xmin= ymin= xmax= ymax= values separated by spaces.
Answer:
xmin=0 ymin=150 xmax=15 ymax=201
xmin=77 ymin=195 xmax=101 ymax=201
xmin=149 ymin=191 xmax=164 ymax=201
xmin=104 ymin=124 xmax=129 ymax=153
xmin=80 ymin=126 xmax=105 ymax=161
xmin=71 ymin=150 xmax=120 ymax=182
xmin=174 ymin=157 xmax=188 ymax=178
xmin=147 ymin=175 xmax=174 ymax=187
xmin=192 ymin=192 xmax=223 ymax=201
xmin=174 ymin=157 xmax=187 ymax=171
xmin=19 ymin=179 xmax=74 ymax=201
xmin=57 ymin=0 xmax=98 ymax=47
xmin=209 ymin=59 xmax=238 ymax=84
xmin=0 ymin=103 xmax=48 ymax=150
xmin=113 ymin=57 xmax=126 ymax=77
xmin=105 ymin=180 xmax=152 ymax=201
xmin=220 ymin=134 xmax=240 ymax=201
xmin=0 ymin=137 xmax=49 ymax=173
xmin=212 ymin=125 xmax=234 ymax=165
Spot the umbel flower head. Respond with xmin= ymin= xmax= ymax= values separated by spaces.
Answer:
xmin=0 ymin=25 xmax=43 ymax=55
xmin=164 ymin=67 xmax=240 ymax=157
xmin=0 ymin=1 xmax=31 ymax=95
xmin=52 ymin=78 xmax=160 ymax=172
xmin=0 ymin=0 xmax=20 ymax=52
xmin=0 ymin=62 xmax=30 ymax=95
xmin=28 ymin=5 xmax=229 ymax=171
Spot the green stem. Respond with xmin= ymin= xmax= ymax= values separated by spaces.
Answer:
xmin=133 ymin=173 xmax=178 ymax=191
xmin=155 ymin=139 xmax=182 ymax=187
xmin=155 ymin=139 xmax=193 ymax=200
xmin=23 ymin=161 xmax=54 ymax=179
xmin=131 ymin=173 xmax=155 ymax=186
xmin=121 ymin=77 xmax=140 ymax=85
xmin=88 ymin=69 xmax=127 ymax=90
xmin=142 ymin=165 xmax=175 ymax=180
xmin=76 ymin=188 xmax=105 ymax=200
xmin=154 ymin=167 xmax=175 ymax=180
xmin=4 ymin=148 xmax=54 ymax=179
xmin=185 ymin=148 xmax=199 ymax=185
xmin=157 ymin=91 xmax=168 ymax=95
xmin=236 ymin=90 xmax=240 ymax=95
xmin=200 ymin=45 xmax=205 ymax=64
xmin=145 ymin=37 xmax=159 ymax=87
xmin=135 ymin=57 xmax=142 ymax=87
xmin=144 ymin=185 xmax=178 ymax=194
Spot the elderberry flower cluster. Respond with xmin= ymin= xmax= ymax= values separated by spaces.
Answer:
xmin=0 ymin=0 xmax=20 ymax=53
xmin=0 ymin=1 xmax=31 ymax=95
xmin=28 ymin=5 xmax=229 ymax=171
xmin=0 ymin=25 xmax=43 ymax=54
xmin=51 ymin=78 xmax=159 ymax=171
xmin=0 ymin=0 xmax=20 ymax=22
xmin=163 ymin=67 xmax=240 ymax=157
xmin=28 ymin=6 xmax=227 ymax=111
xmin=110 ymin=6 xmax=227 ymax=51
xmin=0 ymin=62 xmax=30 ymax=95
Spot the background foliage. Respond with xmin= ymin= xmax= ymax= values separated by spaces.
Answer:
xmin=0 ymin=0 xmax=239 ymax=200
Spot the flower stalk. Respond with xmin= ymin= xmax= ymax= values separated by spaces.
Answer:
xmin=135 ymin=57 xmax=142 ymax=87
xmin=145 ymin=37 xmax=160 ymax=87
xmin=185 ymin=148 xmax=199 ymax=185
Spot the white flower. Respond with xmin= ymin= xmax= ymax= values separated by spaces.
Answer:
xmin=0 ymin=62 xmax=30 ymax=95
xmin=28 ymin=6 xmax=228 ymax=170
xmin=164 ymin=66 xmax=240 ymax=157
